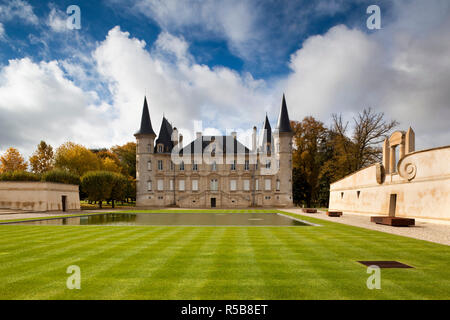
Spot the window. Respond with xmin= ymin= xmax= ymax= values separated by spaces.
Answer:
xmin=170 ymin=161 xmax=174 ymax=171
xmin=193 ymin=163 xmax=198 ymax=171
xmin=266 ymin=144 xmax=271 ymax=153
xmin=277 ymin=160 xmax=280 ymax=169
xmin=230 ymin=180 xmax=237 ymax=191
xmin=212 ymin=161 xmax=217 ymax=171
xmin=157 ymin=144 xmax=163 ymax=153
xmin=231 ymin=160 xmax=236 ymax=171
xmin=244 ymin=160 xmax=249 ymax=171
xmin=265 ymin=196 xmax=271 ymax=200
xmin=147 ymin=181 xmax=152 ymax=191
xmin=157 ymin=179 xmax=164 ymax=191
xmin=276 ymin=179 xmax=280 ymax=191
xmin=147 ymin=144 xmax=151 ymax=153
xmin=179 ymin=180 xmax=185 ymax=191
xmin=180 ymin=161 xmax=184 ymax=171
xmin=244 ymin=180 xmax=250 ymax=191
xmin=192 ymin=180 xmax=198 ymax=191
xmin=157 ymin=160 xmax=163 ymax=171
xmin=255 ymin=161 xmax=258 ymax=170
xmin=341 ymin=192 xmax=344 ymax=199
xmin=169 ymin=180 xmax=174 ymax=191
xmin=266 ymin=160 xmax=271 ymax=169
xmin=265 ymin=179 xmax=271 ymax=191
xmin=255 ymin=179 xmax=259 ymax=191
xmin=357 ymin=191 xmax=361 ymax=199
xmin=147 ymin=160 xmax=152 ymax=171
xmin=210 ymin=179 xmax=218 ymax=191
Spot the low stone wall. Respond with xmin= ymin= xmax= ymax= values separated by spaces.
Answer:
xmin=329 ymin=146 xmax=450 ymax=221
xmin=0 ymin=181 xmax=80 ymax=212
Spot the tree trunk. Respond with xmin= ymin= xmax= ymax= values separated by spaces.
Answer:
xmin=99 ymin=200 xmax=102 ymax=209
xmin=112 ymin=199 xmax=115 ymax=209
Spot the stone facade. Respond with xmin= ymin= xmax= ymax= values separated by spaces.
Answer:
xmin=135 ymin=95 xmax=294 ymax=208
xmin=329 ymin=128 xmax=450 ymax=221
xmin=0 ymin=181 xmax=80 ymax=212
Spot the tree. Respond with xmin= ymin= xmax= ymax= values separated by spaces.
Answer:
xmin=111 ymin=142 xmax=137 ymax=178
xmin=81 ymin=171 xmax=115 ymax=208
xmin=101 ymin=157 xmax=122 ymax=173
xmin=0 ymin=147 xmax=28 ymax=173
xmin=291 ymin=117 xmax=329 ymax=207
xmin=29 ymin=141 xmax=54 ymax=174
xmin=109 ymin=173 xmax=128 ymax=208
xmin=328 ymin=108 xmax=398 ymax=181
xmin=55 ymin=142 xmax=101 ymax=176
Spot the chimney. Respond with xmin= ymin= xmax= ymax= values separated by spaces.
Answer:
xmin=231 ymin=131 xmax=237 ymax=139
xmin=179 ymin=134 xmax=183 ymax=148
xmin=252 ymin=126 xmax=257 ymax=152
xmin=196 ymin=132 xmax=202 ymax=139
xmin=172 ymin=127 xmax=178 ymax=146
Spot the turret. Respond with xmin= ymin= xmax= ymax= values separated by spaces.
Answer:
xmin=274 ymin=94 xmax=293 ymax=206
xmin=135 ymin=96 xmax=156 ymax=206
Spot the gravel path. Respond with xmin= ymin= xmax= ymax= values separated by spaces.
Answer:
xmin=284 ymin=209 xmax=450 ymax=246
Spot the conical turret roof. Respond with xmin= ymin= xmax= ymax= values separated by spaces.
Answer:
xmin=135 ymin=96 xmax=156 ymax=136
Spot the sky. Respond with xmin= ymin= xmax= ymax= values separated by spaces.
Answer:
xmin=0 ymin=0 xmax=449 ymax=156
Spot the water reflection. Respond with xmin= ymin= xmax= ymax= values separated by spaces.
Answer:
xmin=10 ymin=213 xmax=310 ymax=226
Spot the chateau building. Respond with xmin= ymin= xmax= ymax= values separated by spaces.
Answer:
xmin=135 ymin=95 xmax=294 ymax=208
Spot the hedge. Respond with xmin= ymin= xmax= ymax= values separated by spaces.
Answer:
xmin=0 ymin=171 xmax=40 ymax=182
xmin=41 ymin=169 xmax=81 ymax=185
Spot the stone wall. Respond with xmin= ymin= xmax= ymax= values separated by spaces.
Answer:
xmin=329 ymin=146 xmax=450 ymax=221
xmin=0 ymin=181 xmax=80 ymax=212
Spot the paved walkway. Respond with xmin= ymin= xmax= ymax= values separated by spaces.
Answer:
xmin=284 ymin=209 xmax=450 ymax=246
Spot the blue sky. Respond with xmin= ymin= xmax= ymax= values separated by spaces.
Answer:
xmin=0 ymin=0 xmax=449 ymax=155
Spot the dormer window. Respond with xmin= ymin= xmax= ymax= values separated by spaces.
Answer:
xmin=212 ymin=161 xmax=217 ymax=171
xmin=157 ymin=144 xmax=163 ymax=153
xmin=180 ymin=161 xmax=184 ymax=171
xmin=231 ymin=160 xmax=236 ymax=171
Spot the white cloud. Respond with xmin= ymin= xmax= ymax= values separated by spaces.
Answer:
xmin=47 ymin=7 xmax=67 ymax=32
xmin=0 ymin=22 xmax=4 ymax=40
xmin=0 ymin=0 xmax=38 ymax=25
xmin=1 ymin=0 xmax=449 ymax=157
xmin=283 ymin=7 xmax=450 ymax=150
xmin=93 ymin=26 xmax=271 ymax=147
xmin=0 ymin=58 xmax=113 ymax=156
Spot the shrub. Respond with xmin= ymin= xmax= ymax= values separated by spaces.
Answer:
xmin=81 ymin=171 xmax=116 ymax=208
xmin=0 ymin=171 xmax=40 ymax=182
xmin=41 ymin=169 xmax=80 ymax=185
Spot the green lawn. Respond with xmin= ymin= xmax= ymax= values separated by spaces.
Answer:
xmin=0 ymin=210 xmax=449 ymax=300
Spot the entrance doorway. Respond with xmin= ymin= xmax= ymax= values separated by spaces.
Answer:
xmin=62 ymin=195 xmax=67 ymax=212
xmin=211 ymin=198 xmax=216 ymax=208
xmin=389 ymin=194 xmax=397 ymax=217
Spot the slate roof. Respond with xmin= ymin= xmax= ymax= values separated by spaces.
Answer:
xmin=261 ymin=114 xmax=273 ymax=147
xmin=155 ymin=116 xmax=174 ymax=153
xmin=134 ymin=97 xmax=156 ymax=136
xmin=276 ymin=94 xmax=292 ymax=133
xmin=179 ymin=135 xmax=250 ymax=155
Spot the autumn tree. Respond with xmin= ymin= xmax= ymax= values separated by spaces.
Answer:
xmin=111 ymin=142 xmax=137 ymax=178
xmin=92 ymin=149 xmax=123 ymax=173
xmin=0 ymin=147 xmax=28 ymax=173
xmin=29 ymin=141 xmax=54 ymax=174
xmin=54 ymin=142 xmax=101 ymax=176
xmin=291 ymin=117 xmax=330 ymax=207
